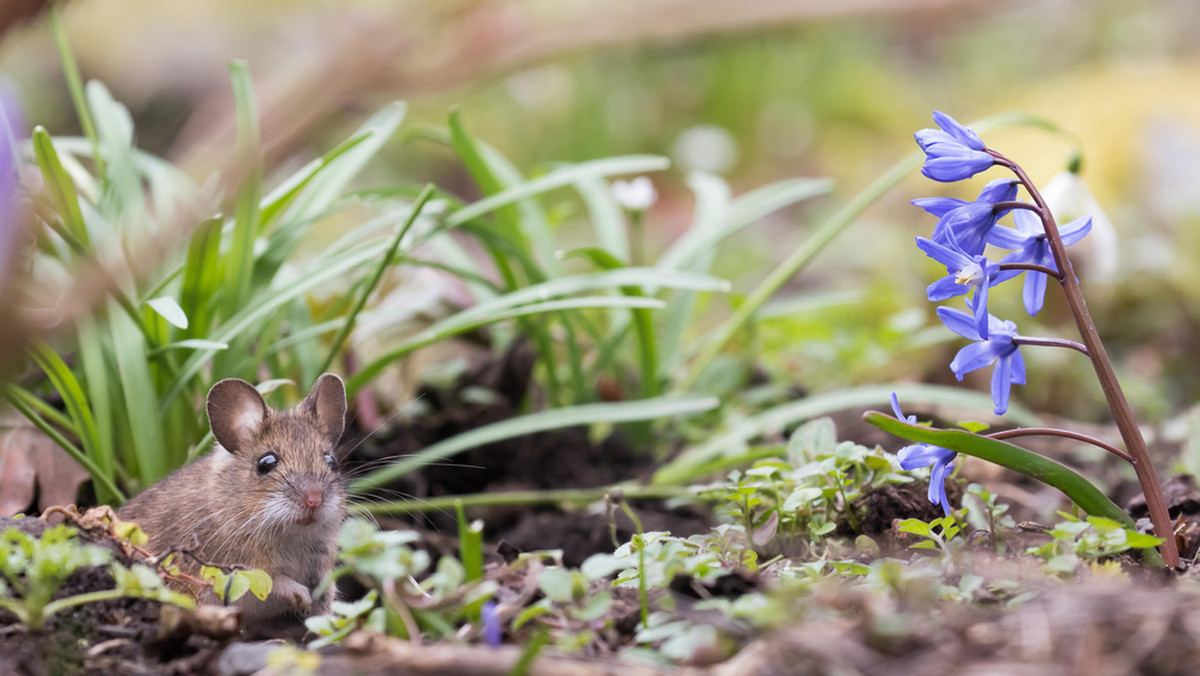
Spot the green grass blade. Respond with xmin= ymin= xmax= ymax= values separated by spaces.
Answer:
xmin=653 ymin=383 xmax=1043 ymax=486
xmin=224 ymin=60 xmax=262 ymax=317
xmin=179 ymin=217 xmax=222 ymax=338
xmin=29 ymin=341 xmax=107 ymax=485
xmin=50 ymin=9 xmax=103 ymax=179
xmin=86 ymin=80 xmax=142 ymax=222
xmin=574 ymin=176 xmax=630 ymax=263
xmin=259 ymin=132 xmax=370 ymax=227
xmin=447 ymin=155 xmax=671 ymax=229
xmin=110 ymin=304 xmax=170 ymax=481
xmin=455 ymin=502 xmax=484 ymax=583
xmin=350 ymin=395 xmax=719 ymax=493
xmin=345 ymin=268 xmax=725 ymax=395
xmin=317 ymin=185 xmax=435 ymax=377
xmin=346 ymin=295 xmax=668 ymax=397
xmin=656 ymin=176 xmax=833 ymax=273
xmin=161 ymin=240 xmax=393 ymax=409
xmin=560 ymin=247 xmax=659 ymax=398
xmin=31 ymin=127 xmax=90 ymax=250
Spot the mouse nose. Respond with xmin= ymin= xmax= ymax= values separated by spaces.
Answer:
xmin=302 ymin=486 xmax=324 ymax=509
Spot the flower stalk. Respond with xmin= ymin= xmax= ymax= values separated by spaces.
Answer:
xmin=989 ymin=149 xmax=1180 ymax=567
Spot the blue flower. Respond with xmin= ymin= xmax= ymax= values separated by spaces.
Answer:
xmin=482 ymin=600 xmax=502 ymax=647
xmin=914 ymin=111 xmax=995 ymax=182
xmin=890 ymin=393 xmax=956 ymax=516
xmin=913 ymin=179 xmax=1019 ymax=256
xmin=0 ymin=80 xmax=25 ymax=290
xmin=989 ymin=211 xmax=1092 ymax=316
xmin=915 ymin=234 xmax=1018 ymax=339
xmin=937 ymin=303 xmax=1026 ymax=415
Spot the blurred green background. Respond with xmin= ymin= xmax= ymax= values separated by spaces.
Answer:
xmin=7 ymin=0 xmax=1200 ymax=422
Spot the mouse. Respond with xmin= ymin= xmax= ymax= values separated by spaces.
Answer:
xmin=118 ymin=373 xmax=348 ymax=623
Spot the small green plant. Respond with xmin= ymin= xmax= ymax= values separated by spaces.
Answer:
xmin=695 ymin=417 xmax=912 ymax=550
xmin=1027 ymin=513 xmax=1164 ymax=575
xmin=0 ymin=523 xmax=192 ymax=630
xmin=199 ymin=565 xmax=273 ymax=604
xmin=962 ymin=483 xmax=1017 ymax=554
xmin=307 ymin=518 xmax=495 ymax=646
xmin=511 ymin=564 xmax=613 ymax=651
xmin=897 ymin=513 xmax=966 ymax=555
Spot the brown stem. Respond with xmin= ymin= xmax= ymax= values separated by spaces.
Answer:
xmin=999 ymin=262 xmax=1064 ymax=280
xmin=992 ymin=200 xmax=1040 ymax=213
xmin=987 ymin=427 xmax=1133 ymax=463
xmin=989 ymin=149 xmax=1180 ymax=568
xmin=1012 ymin=335 xmax=1089 ymax=356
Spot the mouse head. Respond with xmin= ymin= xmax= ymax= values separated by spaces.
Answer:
xmin=206 ymin=374 xmax=348 ymax=529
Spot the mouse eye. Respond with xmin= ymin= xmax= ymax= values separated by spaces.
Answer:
xmin=323 ymin=454 xmax=338 ymax=470
xmin=256 ymin=452 xmax=279 ymax=476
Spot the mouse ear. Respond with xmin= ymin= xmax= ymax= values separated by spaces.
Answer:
xmin=207 ymin=379 xmax=268 ymax=454
xmin=302 ymin=373 xmax=347 ymax=448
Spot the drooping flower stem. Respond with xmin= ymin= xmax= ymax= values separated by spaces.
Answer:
xmin=998 ymin=262 xmax=1063 ymax=279
xmin=990 ymin=150 xmax=1180 ymax=568
xmin=1011 ymin=335 xmax=1089 ymax=356
xmin=986 ymin=427 xmax=1133 ymax=463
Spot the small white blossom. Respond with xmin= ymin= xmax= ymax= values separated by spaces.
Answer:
xmin=611 ymin=176 xmax=657 ymax=211
xmin=1041 ymin=171 xmax=1118 ymax=279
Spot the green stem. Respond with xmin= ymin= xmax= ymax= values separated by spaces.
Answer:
xmin=51 ymin=9 xmax=104 ymax=180
xmin=318 ymin=185 xmax=435 ymax=377
xmin=616 ymin=497 xmax=650 ymax=628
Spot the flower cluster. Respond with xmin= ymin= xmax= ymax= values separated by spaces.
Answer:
xmin=913 ymin=111 xmax=1092 ymax=416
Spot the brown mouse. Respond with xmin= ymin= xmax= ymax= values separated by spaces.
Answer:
xmin=118 ymin=373 xmax=348 ymax=622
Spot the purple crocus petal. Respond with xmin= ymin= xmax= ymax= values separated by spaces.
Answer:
xmin=912 ymin=197 xmax=967 ymax=218
xmin=990 ymin=356 xmax=1015 ymax=415
xmin=921 ymin=144 xmax=995 ymax=183
xmin=1023 ymin=269 xmax=1048 ymax=316
xmin=898 ymin=443 xmax=953 ymax=470
xmin=932 ymin=111 xmax=985 ymax=150
xmin=936 ymin=306 xmax=982 ymax=341
xmin=1059 ymin=215 xmax=1093 ymax=246
xmin=950 ymin=341 xmax=998 ymax=380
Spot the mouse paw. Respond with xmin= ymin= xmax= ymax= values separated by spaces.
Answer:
xmin=273 ymin=576 xmax=312 ymax=615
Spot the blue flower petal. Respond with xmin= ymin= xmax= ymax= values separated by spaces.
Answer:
xmin=921 ymin=145 xmax=995 ymax=183
xmin=1023 ymin=269 xmax=1048 ymax=316
xmin=950 ymin=341 xmax=998 ymax=380
xmin=1011 ymin=349 xmax=1027 ymax=386
xmin=890 ymin=392 xmax=904 ymax=420
xmin=929 ymin=460 xmax=954 ymax=515
xmin=912 ymin=197 xmax=967 ymax=218
xmin=898 ymin=443 xmax=953 ymax=470
xmin=937 ymin=306 xmax=982 ymax=341
xmin=932 ymin=111 xmax=985 ymax=150
xmin=1059 ymin=215 xmax=1093 ymax=246
xmin=987 ymin=225 xmax=1028 ymax=250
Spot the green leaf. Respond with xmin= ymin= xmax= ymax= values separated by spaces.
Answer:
xmin=958 ymin=421 xmax=991 ymax=434
xmin=32 ymin=127 xmax=90 ymax=249
xmin=227 ymin=571 xmax=251 ymax=602
xmin=146 ymin=296 xmax=188 ymax=329
xmin=239 ymin=569 xmax=273 ymax=601
xmin=897 ymin=519 xmax=932 ymax=536
xmin=865 ymin=410 xmax=1165 ymax=568
xmin=538 ymin=567 xmax=574 ymax=603
xmin=351 ymin=395 xmax=719 ymax=492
